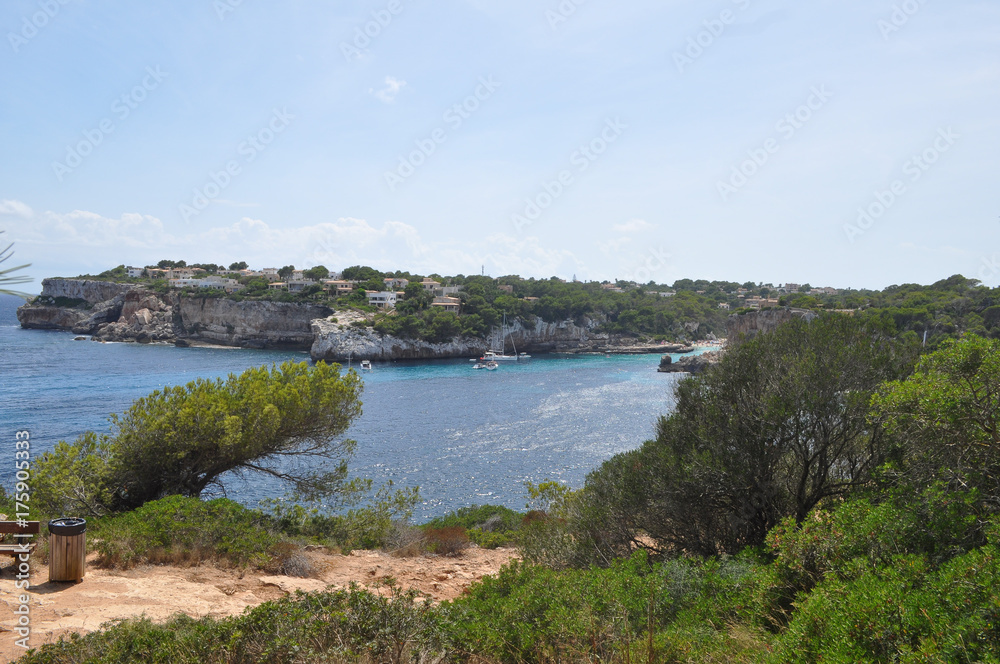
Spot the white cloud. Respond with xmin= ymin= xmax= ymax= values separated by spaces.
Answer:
xmin=2 ymin=202 xmax=586 ymax=280
xmin=370 ymin=76 xmax=407 ymax=103
xmin=0 ymin=200 xmax=34 ymax=218
xmin=611 ymin=219 xmax=654 ymax=233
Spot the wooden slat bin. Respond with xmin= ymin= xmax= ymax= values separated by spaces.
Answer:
xmin=48 ymin=518 xmax=87 ymax=582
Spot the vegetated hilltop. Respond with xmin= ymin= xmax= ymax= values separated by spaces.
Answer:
xmin=23 ymin=262 xmax=1000 ymax=356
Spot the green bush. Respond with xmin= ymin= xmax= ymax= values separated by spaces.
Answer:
xmin=439 ymin=550 xmax=779 ymax=662
xmin=262 ymin=484 xmax=419 ymax=552
xmin=774 ymin=545 xmax=1000 ymax=663
xmin=16 ymin=584 xmax=441 ymax=664
xmin=422 ymin=504 xmax=523 ymax=549
xmin=91 ymin=496 xmax=279 ymax=569
xmin=767 ymin=488 xmax=987 ymax=595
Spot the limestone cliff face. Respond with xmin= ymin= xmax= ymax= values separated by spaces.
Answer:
xmin=726 ymin=307 xmax=818 ymax=343
xmin=96 ymin=290 xmax=176 ymax=342
xmin=176 ymin=297 xmax=332 ymax=349
xmin=503 ymin=316 xmax=605 ymax=352
xmin=35 ymin=278 xmax=137 ymax=304
xmin=309 ymin=312 xmax=607 ymax=362
xmin=19 ymin=278 xmax=694 ymax=358
xmin=16 ymin=304 xmax=89 ymax=330
xmin=16 ymin=278 xmax=138 ymax=331
xmin=18 ymin=279 xmax=330 ymax=350
xmin=310 ymin=317 xmax=488 ymax=362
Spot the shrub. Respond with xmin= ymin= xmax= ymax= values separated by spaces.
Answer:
xmin=424 ymin=526 xmax=469 ymax=556
xmin=91 ymin=496 xmax=279 ymax=569
xmin=767 ymin=487 xmax=987 ymax=595
xmin=262 ymin=484 xmax=420 ymax=552
xmin=422 ymin=504 xmax=524 ymax=549
xmin=774 ymin=545 xmax=1000 ymax=663
xmin=16 ymin=584 xmax=441 ymax=664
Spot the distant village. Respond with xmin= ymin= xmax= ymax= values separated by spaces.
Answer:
xmin=122 ymin=264 xmax=840 ymax=313
xmin=125 ymin=265 xmax=463 ymax=312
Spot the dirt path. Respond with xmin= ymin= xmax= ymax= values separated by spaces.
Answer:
xmin=0 ymin=547 xmax=517 ymax=662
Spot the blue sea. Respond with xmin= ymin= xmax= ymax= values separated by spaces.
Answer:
xmin=0 ymin=294 xmax=689 ymax=520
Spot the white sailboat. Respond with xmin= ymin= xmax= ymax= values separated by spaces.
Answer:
xmin=480 ymin=314 xmax=531 ymax=362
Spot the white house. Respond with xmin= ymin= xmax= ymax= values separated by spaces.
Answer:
xmin=366 ymin=291 xmax=398 ymax=309
xmin=126 ymin=266 xmax=145 ymax=278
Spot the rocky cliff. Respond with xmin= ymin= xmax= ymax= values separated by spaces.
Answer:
xmin=176 ymin=298 xmax=332 ymax=349
xmin=20 ymin=278 xmax=703 ymax=359
xmin=726 ymin=307 xmax=818 ymax=343
xmin=17 ymin=279 xmax=330 ymax=350
xmin=311 ymin=313 xmax=489 ymax=362
xmin=16 ymin=279 xmax=139 ymax=332
xmin=309 ymin=313 xmax=618 ymax=362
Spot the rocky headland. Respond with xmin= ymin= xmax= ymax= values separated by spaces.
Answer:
xmin=17 ymin=278 xmax=708 ymax=361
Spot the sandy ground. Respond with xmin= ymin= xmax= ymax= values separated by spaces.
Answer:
xmin=0 ymin=546 xmax=517 ymax=662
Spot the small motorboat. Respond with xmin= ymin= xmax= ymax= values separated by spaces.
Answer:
xmin=360 ymin=360 xmax=372 ymax=371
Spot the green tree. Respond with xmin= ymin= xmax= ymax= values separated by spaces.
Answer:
xmin=34 ymin=361 xmax=364 ymax=514
xmin=341 ymin=265 xmax=383 ymax=282
xmin=303 ymin=265 xmax=330 ymax=281
xmin=229 ymin=261 xmax=248 ymax=271
xmin=873 ymin=334 xmax=1000 ymax=501
xmin=564 ymin=314 xmax=915 ymax=561
xmin=278 ymin=265 xmax=295 ymax=280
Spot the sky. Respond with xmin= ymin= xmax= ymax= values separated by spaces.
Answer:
xmin=2 ymin=0 xmax=999 ymax=294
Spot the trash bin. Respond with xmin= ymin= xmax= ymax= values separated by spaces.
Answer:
xmin=48 ymin=518 xmax=86 ymax=582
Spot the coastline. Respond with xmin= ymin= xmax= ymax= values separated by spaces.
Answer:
xmin=18 ymin=279 xmax=724 ymax=362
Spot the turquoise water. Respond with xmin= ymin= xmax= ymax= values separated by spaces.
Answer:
xmin=0 ymin=295 xmax=687 ymax=519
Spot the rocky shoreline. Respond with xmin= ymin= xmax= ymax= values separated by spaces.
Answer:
xmin=657 ymin=350 xmax=723 ymax=374
xmin=18 ymin=278 xmax=715 ymax=362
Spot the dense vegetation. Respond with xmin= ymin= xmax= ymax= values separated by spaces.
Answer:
xmin=16 ymin=301 xmax=1000 ymax=662
xmin=67 ymin=262 xmax=1000 ymax=346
